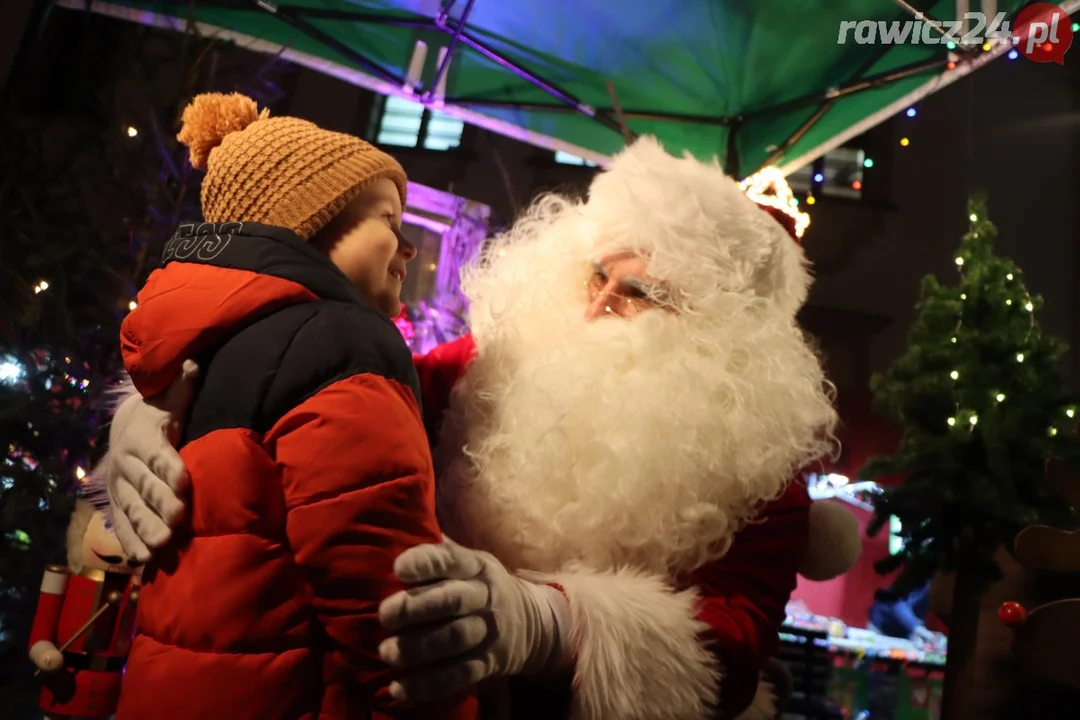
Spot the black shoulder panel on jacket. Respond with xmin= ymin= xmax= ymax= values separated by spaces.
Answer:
xmin=182 ymin=301 xmax=420 ymax=445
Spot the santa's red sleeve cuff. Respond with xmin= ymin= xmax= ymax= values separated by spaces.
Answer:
xmin=691 ymin=481 xmax=810 ymax=718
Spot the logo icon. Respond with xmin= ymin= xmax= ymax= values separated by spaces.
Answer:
xmin=1013 ymin=3 xmax=1074 ymax=64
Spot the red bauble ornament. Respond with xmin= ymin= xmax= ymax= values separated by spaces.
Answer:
xmin=998 ymin=601 xmax=1028 ymax=627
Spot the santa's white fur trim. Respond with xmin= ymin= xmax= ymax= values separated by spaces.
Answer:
xmin=84 ymin=373 xmax=139 ymax=530
xmin=800 ymin=500 xmax=862 ymax=581
xmin=527 ymin=566 xmax=720 ymax=720
xmin=734 ymin=680 xmax=777 ymax=720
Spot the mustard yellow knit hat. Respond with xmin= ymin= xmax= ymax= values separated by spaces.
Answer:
xmin=177 ymin=93 xmax=408 ymax=241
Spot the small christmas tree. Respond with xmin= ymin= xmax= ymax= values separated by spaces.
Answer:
xmin=863 ymin=194 xmax=1080 ymax=720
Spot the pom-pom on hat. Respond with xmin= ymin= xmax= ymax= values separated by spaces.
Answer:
xmin=176 ymin=93 xmax=408 ymax=241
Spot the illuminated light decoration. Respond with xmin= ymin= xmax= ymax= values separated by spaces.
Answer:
xmin=1068 ymin=408 xmax=1075 ymax=419
xmin=906 ymin=107 xmax=916 ymax=118
xmin=969 ymin=213 xmax=978 ymax=222
xmin=947 ymin=417 xmax=956 ymax=427
xmin=0 ymin=356 xmax=24 ymax=384
xmin=34 ymin=280 xmax=49 ymax=294
xmin=961 ymin=293 xmax=967 ymax=300
xmin=951 ymin=337 xmax=957 ymax=343
xmin=947 ymin=61 xmax=957 ymax=70
xmin=950 ymin=370 xmax=959 ymax=380
xmin=805 ymin=194 xmax=816 ymax=205
xmin=1008 ymin=49 xmax=1020 ymax=60
xmin=1016 ymin=353 xmax=1025 ymax=363
xmin=955 ymin=257 xmax=964 ymax=266
xmin=863 ymin=157 xmax=874 ymax=168
xmin=851 ymin=180 xmax=862 ymax=191
xmin=128 ymin=300 xmax=138 ymax=311
xmin=900 ymin=137 xmax=910 ymax=147
xmin=996 ymin=393 xmax=1006 ymax=402
xmin=946 ymin=41 xmax=957 ymax=50
xmin=126 ymin=126 xmax=139 ymax=137
xmin=1074 ymin=21 xmax=1080 ymax=32
xmin=969 ymin=415 xmax=978 ymax=425
xmin=1006 ymin=299 xmax=1012 ymax=306
xmin=982 ymin=42 xmax=992 ymax=51
xmin=1050 ymin=427 xmax=1060 ymax=437
xmin=1007 ymin=273 xmax=1014 ymax=280
xmin=1025 ymin=302 xmax=1033 ymax=311
xmin=813 ymin=172 xmax=824 ymax=183
xmin=75 ymin=467 xmax=86 ymax=481
xmin=738 ymin=165 xmax=811 ymax=240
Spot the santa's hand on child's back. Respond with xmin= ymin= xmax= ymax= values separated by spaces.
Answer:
xmin=106 ymin=360 xmax=199 ymax=562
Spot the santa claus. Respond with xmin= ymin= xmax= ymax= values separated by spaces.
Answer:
xmin=102 ymin=136 xmax=859 ymax=719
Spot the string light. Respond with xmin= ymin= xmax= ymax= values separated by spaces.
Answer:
xmin=996 ymin=393 xmax=1006 ymax=402
xmin=863 ymin=157 xmax=875 ymax=168
xmin=950 ymin=370 xmax=959 ymax=380
xmin=1068 ymin=409 xmax=1075 ymax=419
xmin=982 ymin=42 xmax=992 ymax=51
xmin=738 ymin=166 xmax=811 ymax=239
xmin=805 ymin=194 xmax=816 ymax=206
xmin=951 ymin=337 xmax=957 ymax=343
xmin=969 ymin=415 xmax=978 ymax=425
xmin=900 ymin=137 xmax=910 ymax=147
xmin=75 ymin=467 xmax=86 ymax=480
xmin=33 ymin=280 xmax=49 ymax=294
xmin=1016 ymin=353 xmax=1025 ymax=363
xmin=947 ymin=417 xmax=956 ymax=427
xmin=905 ymin=107 xmax=917 ymax=118
xmin=1007 ymin=273 xmax=1014 ymax=280
xmin=126 ymin=126 xmax=139 ymax=137
xmin=1050 ymin=427 xmax=1059 ymax=437
xmin=960 ymin=293 xmax=967 ymax=299
xmin=1006 ymin=299 xmax=1012 ymax=306
xmin=955 ymin=257 xmax=964 ymax=266
xmin=128 ymin=300 xmax=138 ymax=311
xmin=1025 ymin=302 xmax=1033 ymax=311
xmin=969 ymin=213 xmax=977 ymax=222
xmin=1008 ymin=49 xmax=1019 ymax=60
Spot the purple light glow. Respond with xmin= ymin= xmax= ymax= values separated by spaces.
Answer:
xmin=396 ymin=182 xmax=491 ymax=355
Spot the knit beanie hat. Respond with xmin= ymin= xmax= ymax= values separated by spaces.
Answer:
xmin=176 ymin=93 xmax=408 ymax=240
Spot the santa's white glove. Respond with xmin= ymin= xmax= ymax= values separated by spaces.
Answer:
xmin=378 ymin=538 xmax=572 ymax=702
xmin=107 ymin=360 xmax=199 ymax=562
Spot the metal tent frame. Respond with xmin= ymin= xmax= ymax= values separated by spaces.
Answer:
xmin=63 ymin=0 xmax=1080 ymax=176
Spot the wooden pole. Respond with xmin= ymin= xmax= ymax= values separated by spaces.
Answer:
xmin=939 ymin=531 xmax=982 ymax=720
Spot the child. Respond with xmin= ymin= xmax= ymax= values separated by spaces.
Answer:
xmin=114 ymin=93 xmax=476 ymax=720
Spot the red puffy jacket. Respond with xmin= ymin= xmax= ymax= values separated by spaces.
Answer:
xmin=116 ymin=221 xmax=477 ymax=720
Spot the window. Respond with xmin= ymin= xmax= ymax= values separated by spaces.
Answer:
xmin=554 ymin=150 xmax=597 ymax=167
xmin=374 ymin=95 xmax=464 ymax=150
xmin=786 ymin=146 xmax=867 ymax=200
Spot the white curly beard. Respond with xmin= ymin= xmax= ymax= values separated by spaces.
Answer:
xmin=435 ymin=192 xmax=838 ymax=578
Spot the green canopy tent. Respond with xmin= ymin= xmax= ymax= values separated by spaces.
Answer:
xmin=57 ymin=0 xmax=1079 ymax=177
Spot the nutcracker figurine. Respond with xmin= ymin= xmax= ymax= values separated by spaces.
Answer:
xmin=28 ymin=495 xmax=141 ymax=719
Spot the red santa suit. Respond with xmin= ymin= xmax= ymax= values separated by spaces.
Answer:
xmin=408 ymin=137 xmax=860 ymax=720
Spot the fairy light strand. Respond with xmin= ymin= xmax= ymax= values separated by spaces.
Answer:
xmin=949 ymin=208 xmax=1041 ymax=434
xmin=738 ymin=166 xmax=811 ymax=239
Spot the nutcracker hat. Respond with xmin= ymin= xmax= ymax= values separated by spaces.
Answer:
xmin=177 ymin=93 xmax=408 ymax=241
xmin=581 ymin=136 xmax=811 ymax=317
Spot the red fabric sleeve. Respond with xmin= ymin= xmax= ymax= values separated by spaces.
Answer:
xmin=690 ymin=482 xmax=811 ymax=718
xmin=265 ymin=373 xmax=476 ymax=720
xmin=413 ymin=334 xmax=477 ymax=445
